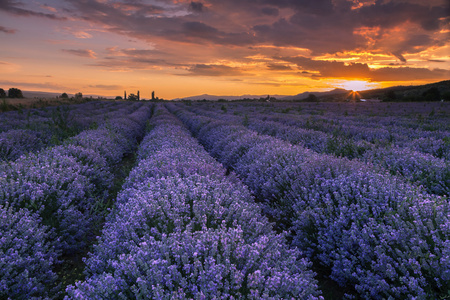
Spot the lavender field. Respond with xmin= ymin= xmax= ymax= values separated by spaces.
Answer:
xmin=1 ymin=101 xmax=449 ymax=299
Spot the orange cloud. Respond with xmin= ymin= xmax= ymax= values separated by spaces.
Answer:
xmin=61 ymin=49 xmax=97 ymax=59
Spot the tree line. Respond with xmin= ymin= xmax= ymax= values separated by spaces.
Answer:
xmin=0 ymin=88 xmax=24 ymax=98
xmin=383 ymin=87 xmax=450 ymax=102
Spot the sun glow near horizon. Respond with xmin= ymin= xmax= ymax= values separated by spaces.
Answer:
xmin=337 ymin=80 xmax=381 ymax=92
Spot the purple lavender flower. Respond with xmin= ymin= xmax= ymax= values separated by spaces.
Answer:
xmin=0 ymin=204 xmax=60 ymax=299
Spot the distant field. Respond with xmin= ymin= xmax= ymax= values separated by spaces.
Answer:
xmin=0 ymin=97 xmax=108 ymax=111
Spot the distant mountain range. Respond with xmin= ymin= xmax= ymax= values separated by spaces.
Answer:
xmin=173 ymin=80 xmax=450 ymax=101
xmin=171 ymin=94 xmax=291 ymax=101
xmin=172 ymin=89 xmax=350 ymax=101
xmin=280 ymin=88 xmax=349 ymax=101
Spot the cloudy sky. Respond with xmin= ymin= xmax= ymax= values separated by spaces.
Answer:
xmin=0 ymin=0 xmax=449 ymax=99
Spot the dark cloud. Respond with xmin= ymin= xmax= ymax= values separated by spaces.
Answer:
xmin=256 ymin=0 xmax=447 ymax=55
xmin=0 ymin=0 xmax=66 ymax=20
xmin=90 ymin=57 xmax=169 ymax=71
xmin=115 ymin=1 xmax=164 ymax=15
xmin=65 ymin=1 xmax=228 ymax=45
xmin=392 ymin=52 xmax=407 ymax=63
xmin=60 ymin=0 xmax=448 ymax=60
xmin=389 ymin=34 xmax=435 ymax=62
xmin=65 ymin=0 xmax=175 ymax=25
xmin=288 ymin=0 xmax=336 ymax=15
xmin=279 ymin=55 xmax=450 ymax=81
xmin=62 ymin=49 xmax=97 ymax=58
xmin=252 ymin=0 xmax=447 ymax=55
xmin=370 ymin=66 xmax=450 ymax=81
xmin=357 ymin=1 xmax=446 ymax=31
xmin=177 ymin=21 xmax=256 ymax=45
xmin=106 ymin=47 xmax=170 ymax=58
xmin=253 ymin=18 xmax=313 ymax=47
xmin=189 ymin=1 xmax=204 ymax=13
xmin=182 ymin=21 xmax=219 ymax=39
xmin=186 ymin=64 xmax=246 ymax=76
xmin=88 ymin=49 xmax=181 ymax=71
xmin=281 ymin=56 xmax=371 ymax=78
xmin=0 ymin=25 xmax=16 ymax=34
xmin=253 ymin=15 xmax=357 ymax=54
xmin=261 ymin=7 xmax=279 ymax=16
xmin=40 ymin=4 xmax=57 ymax=13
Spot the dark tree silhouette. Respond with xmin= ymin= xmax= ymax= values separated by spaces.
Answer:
xmin=442 ymin=91 xmax=450 ymax=101
xmin=8 ymin=88 xmax=24 ymax=98
xmin=0 ymin=88 xmax=6 ymax=98
xmin=385 ymin=90 xmax=397 ymax=101
xmin=60 ymin=92 xmax=69 ymax=99
xmin=306 ymin=94 xmax=318 ymax=102
xmin=422 ymin=87 xmax=441 ymax=101
xmin=128 ymin=93 xmax=138 ymax=101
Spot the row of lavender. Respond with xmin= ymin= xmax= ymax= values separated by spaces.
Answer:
xmin=243 ymin=103 xmax=449 ymax=160
xmin=0 ymin=102 xmax=135 ymax=161
xmin=0 ymin=103 xmax=152 ymax=299
xmin=202 ymin=102 xmax=450 ymax=156
xmin=234 ymin=102 xmax=450 ymax=134
xmin=245 ymin=110 xmax=450 ymax=161
xmin=245 ymin=112 xmax=450 ymax=197
xmin=187 ymin=103 xmax=449 ymax=196
xmin=66 ymin=104 xmax=322 ymax=299
xmin=168 ymin=103 xmax=450 ymax=299
xmin=188 ymin=102 xmax=450 ymax=159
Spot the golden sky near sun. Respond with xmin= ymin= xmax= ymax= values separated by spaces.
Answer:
xmin=0 ymin=0 xmax=449 ymax=99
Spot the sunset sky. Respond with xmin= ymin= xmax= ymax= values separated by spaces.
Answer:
xmin=0 ymin=0 xmax=449 ymax=99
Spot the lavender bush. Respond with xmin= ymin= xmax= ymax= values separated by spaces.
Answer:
xmin=2 ymin=101 xmax=447 ymax=298
xmin=124 ymin=148 xmax=225 ymax=188
xmin=68 ymin=226 xmax=319 ymax=299
xmin=364 ymin=146 xmax=450 ymax=196
xmin=50 ymin=145 xmax=113 ymax=198
xmin=0 ymin=204 xmax=59 ymax=299
xmin=67 ymin=128 xmax=131 ymax=165
xmin=0 ymin=102 xmax=143 ymax=162
xmin=290 ymin=171 xmax=449 ymax=298
xmin=169 ymin=104 xmax=450 ymax=299
xmin=0 ymin=129 xmax=47 ymax=161
xmin=0 ymin=149 xmax=104 ymax=253
xmin=66 ymin=104 xmax=322 ymax=299
xmin=406 ymin=136 xmax=450 ymax=160
xmin=0 ymin=104 xmax=152 ymax=254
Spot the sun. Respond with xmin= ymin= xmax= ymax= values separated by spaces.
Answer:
xmin=338 ymin=80 xmax=379 ymax=92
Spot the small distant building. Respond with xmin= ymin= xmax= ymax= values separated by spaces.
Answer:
xmin=360 ymin=98 xmax=382 ymax=103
